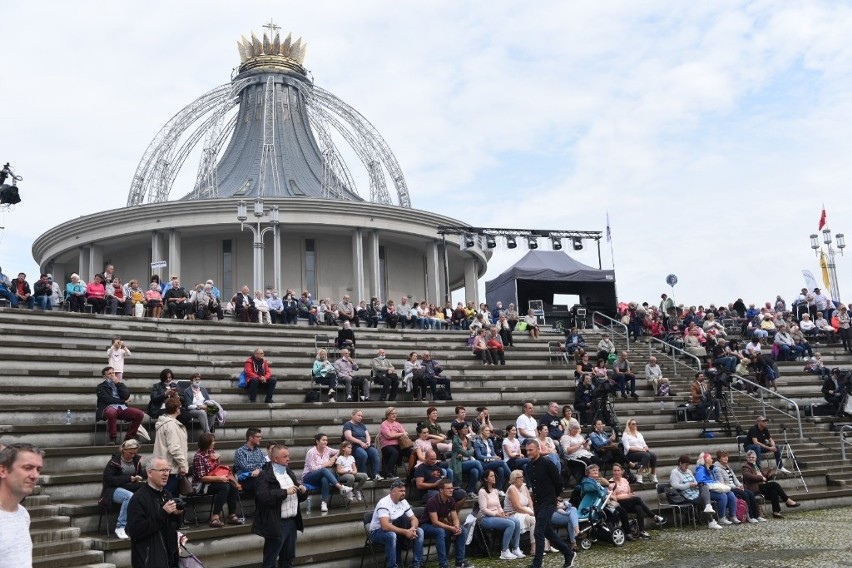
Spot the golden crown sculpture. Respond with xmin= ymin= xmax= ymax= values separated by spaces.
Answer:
xmin=237 ymin=22 xmax=307 ymax=69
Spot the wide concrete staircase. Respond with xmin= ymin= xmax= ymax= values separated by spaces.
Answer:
xmin=1 ymin=308 xmax=851 ymax=567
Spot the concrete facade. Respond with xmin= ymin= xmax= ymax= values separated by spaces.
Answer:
xmin=32 ymin=197 xmax=488 ymax=304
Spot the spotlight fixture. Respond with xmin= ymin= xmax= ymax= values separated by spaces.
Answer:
xmin=551 ymin=237 xmax=562 ymax=250
xmin=528 ymin=236 xmax=538 ymax=250
xmin=464 ymin=234 xmax=476 ymax=248
xmin=572 ymin=237 xmax=583 ymax=251
xmin=485 ymin=234 xmax=497 ymax=249
xmin=506 ymin=236 xmax=517 ymax=249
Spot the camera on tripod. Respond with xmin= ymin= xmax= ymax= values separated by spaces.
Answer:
xmin=592 ymin=376 xmax=615 ymax=398
xmin=706 ymin=369 xmax=732 ymax=399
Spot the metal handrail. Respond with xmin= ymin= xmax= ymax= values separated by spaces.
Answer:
xmin=593 ymin=311 xmax=629 ymax=351
xmin=647 ymin=336 xmax=702 ymax=375
xmin=841 ymin=425 xmax=852 ymax=462
xmin=729 ymin=374 xmax=804 ymax=439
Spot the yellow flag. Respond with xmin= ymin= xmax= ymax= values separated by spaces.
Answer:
xmin=820 ymin=250 xmax=831 ymax=292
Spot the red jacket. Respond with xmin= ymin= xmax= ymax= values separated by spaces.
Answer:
xmin=244 ymin=357 xmax=272 ymax=382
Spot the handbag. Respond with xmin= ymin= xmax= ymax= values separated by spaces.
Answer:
xmin=178 ymin=474 xmax=194 ymax=496
xmin=238 ymin=371 xmax=247 ymax=389
xmin=398 ymin=433 xmax=414 ymax=450
xmin=516 ymin=321 xmax=528 ymax=332
xmin=179 ymin=544 xmax=206 ymax=568
xmin=706 ymin=482 xmax=731 ymax=493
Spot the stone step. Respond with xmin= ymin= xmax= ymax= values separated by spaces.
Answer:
xmin=33 ymin=550 xmax=107 ymax=568
xmin=30 ymin=525 xmax=81 ymax=544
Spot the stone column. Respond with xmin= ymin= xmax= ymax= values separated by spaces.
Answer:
xmin=365 ymin=230 xmax=380 ymax=299
xmin=151 ymin=231 xmax=166 ymax=281
xmin=78 ymin=247 xmax=90 ymax=281
xmin=351 ymin=228 xmax=365 ymax=302
xmin=168 ymin=229 xmax=181 ymax=278
xmin=425 ymin=240 xmax=441 ymax=305
xmin=88 ymin=244 xmax=103 ymax=280
xmin=463 ymin=257 xmax=479 ymax=305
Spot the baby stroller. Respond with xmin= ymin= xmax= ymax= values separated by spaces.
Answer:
xmin=571 ymin=486 xmax=626 ymax=550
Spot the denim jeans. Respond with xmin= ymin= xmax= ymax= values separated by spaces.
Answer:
xmin=302 ymin=468 xmax=339 ymax=501
xmin=35 ymin=295 xmax=52 ymax=310
xmin=459 ymin=460 xmax=484 ymax=493
xmin=421 ymin=523 xmax=467 ymax=568
xmin=479 ymin=515 xmax=521 ymax=551
xmin=370 ymin=527 xmax=424 ymax=568
xmin=353 ymin=445 xmax=382 ymax=477
xmin=262 ymin=517 xmax=297 ymax=568
xmin=551 ymin=505 xmax=579 ymax=543
xmin=112 ymin=487 xmax=134 ymax=528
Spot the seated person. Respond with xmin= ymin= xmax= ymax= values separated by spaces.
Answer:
xmin=799 ymin=313 xmax=818 ymax=337
xmin=336 ymin=320 xmax=357 ymax=357
xmin=689 ymin=372 xmax=719 ymax=422
xmin=741 ymin=450 xmax=799 ymax=519
xmin=596 ymin=334 xmax=615 ymax=362
xmin=147 ymin=368 xmax=186 ymax=421
xmin=86 ymin=274 xmax=108 ymax=314
xmin=822 ymin=370 xmax=846 ymax=409
xmin=579 ymin=464 xmax=632 ymax=540
xmin=298 ymin=291 xmax=317 ymax=325
xmin=244 ymin=348 xmax=277 ymax=404
xmin=418 ymin=479 xmax=472 ymax=568
xmin=451 ymin=423 xmax=483 ymax=498
xmin=804 ymin=352 xmax=831 ymax=378
xmin=231 ymin=286 xmax=258 ymax=323
xmin=695 ymin=452 xmax=737 ymax=525
xmin=486 ymin=326 xmax=506 ymax=365
xmin=413 ymin=449 xmax=453 ymax=500
xmin=266 ymin=290 xmax=284 ymax=324
xmin=644 ymin=356 xmax=665 ymax=395
xmin=336 ymin=295 xmax=359 ymax=327
xmin=713 ymin=450 xmax=763 ymax=523
xmin=473 ymin=425 xmax=511 ymax=490
xmin=774 ymin=324 xmax=804 ymax=361
xmin=523 ymin=309 xmax=541 ymax=340
xmin=66 ymin=273 xmax=87 ymax=312
xmin=368 ymin=480 xmax=424 ymax=568
xmin=559 ymin=420 xmax=598 ymax=468
xmin=312 ymin=349 xmax=339 ymax=403
xmin=281 ymin=289 xmax=299 ymax=325
xmin=588 ymin=419 xmax=630 ymax=470
xmin=33 ymin=273 xmax=53 ymax=311
xmin=334 ymin=348 xmax=366 ymax=402
xmin=669 ymin=454 xmax=721 ymax=529
xmin=180 ymin=373 xmax=217 ymax=434
xmin=96 ymin=366 xmax=146 ymax=444
xmin=422 ymin=351 xmax=453 ymax=401
xmin=789 ymin=325 xmax=814 ymax=358
xmin=191 ymin=433 xmax=242 ymax=527
xmin=814 ymin=311 xmax=837 ymax=342
xmin=472 ymin=328 xmax=494 ymax=365
xmin=99 ymin=439 xmax=147 ymax=540
xmin=364 ymin=297 xmax=381 ymax=328
xmin=574 ymin=375 xmax=595 ymax=426
xmin=253 ymin=291 xmax=270 ymax=324
xmin=608 ymin=463 xmax=665 ymax=539
xmin=144 ymin=281 xmax=163 ymax=319
xmin=382 ymin=299 xmax=400 ymax=329
xmin=302 ymin=433 xmax=353 ymax=513
xmin=233 ymin=428 xmax=267 ymax=496
xmin=163 ymin=278 xmax=192 ymax=319
xmin=371 ymin=349 xmax=399 ymax=402
xmin=563 ymin=327 xmax=586 ymax=355
xmin=336 ymin=441 xmax=369 ymax=502
xmin=611 ymin=351 xmax=637 ymax=399
xmin=342 ymin=409 xmax=382 ymax=480
xmin=477 ymin=470 xmax=523 ymax=560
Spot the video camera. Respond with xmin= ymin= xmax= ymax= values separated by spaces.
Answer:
xmin=0 ymin=163 xmax=22 ymax=206
xmin=706 ymin=369 xmax=732 ymax=399
xmin=171 ymin=497 xmax=186 ymax=511
xmin=592 ymin=376 xmax=615 ymax=398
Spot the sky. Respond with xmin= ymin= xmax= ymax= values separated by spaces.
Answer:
xmin=1 ymin=0 xmax=851 ymax=309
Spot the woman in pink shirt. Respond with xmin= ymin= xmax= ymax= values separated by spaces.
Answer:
xmin=379 ymin=407 xmax=410 ymax=478
xmin=302 ymin=433 xmax=352 ymax=513
xmin=86 ymin=274 xmax=107 ymax=313
xmin=144 ymin=282 xmax=163 ymax=318
xmin=608 ymin=463 xmax=665 ymax=539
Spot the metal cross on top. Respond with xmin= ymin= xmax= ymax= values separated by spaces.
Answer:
xmin=262 ymin=19 xmax=281 ymax=38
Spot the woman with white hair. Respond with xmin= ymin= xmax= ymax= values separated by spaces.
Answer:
xmin=503 ymin=469 xmax=538 ymax=555
xmin=741 ymin=450 xmax=799 ymax=518
xmin=66 ymin=273 xmax=87 ymax=312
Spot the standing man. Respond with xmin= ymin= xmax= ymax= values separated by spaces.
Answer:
xmin=372 ymin=349 xmax=400 ymax=402
xmin=0 ymin=443 xmax=44 ymax=568
xmin=253 ymin=445 xmax=307 ymax=568
xmin=234 ymin=428 xmax=267 ymax=495
xmin=516 ymin=402 xmax=538 ymax=445
xmin=244 ymin=348 xmax=277 ymax=404
xmin=126 ymin=456 xmax=184 ymax=568
xmin=418 ymin=479 xmax=472 ymax=568
xmin=369 ymin=479 xmax=425 ymax=568
xmin=525 ymin=439 xmax=575 ymax=568
xmin=745 ymin=417 xmax=792 ymax=474
xmin=96 ymin=366 xmax=146 ymax=445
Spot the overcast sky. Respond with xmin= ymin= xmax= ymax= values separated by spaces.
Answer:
xmin=1 ymin=1 xmax=850 ymax=309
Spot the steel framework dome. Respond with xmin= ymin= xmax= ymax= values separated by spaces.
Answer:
xmin=126 ymin=22 xmax=411 ymax=208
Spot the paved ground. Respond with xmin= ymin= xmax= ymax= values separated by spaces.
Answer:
xmin=454 ymin=506 xmax=852 ymax=568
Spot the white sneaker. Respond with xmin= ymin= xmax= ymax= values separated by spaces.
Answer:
xmin=757 ymin=517 xmax=768 ymax=522
xmin=703 ymin=504 xmax=715 ymax=513
xmin=719 ymin=518 xmax=732 ymax=525
xmin=730 ymin=517 xmax=741 ymax=524
xmin=320 ymin=501 xmax=329 ymax=513
xmin=340 ymin=486 xmax=353 ymax=494
xmin=499 ymin=550 xmax=518 ymax=560
xmin=328 ymin=388 xmax=335 ymax=396
xmin=511 ymin=548 xmax=526 ymax=558
xmin=747 ymin=517 xmax=759 ymax=524
xmin=708 ymin=520 xmax=722 ymax=529
xmin=778 ymin=467 xmax=792 ymax=474
xmin=635 ymin=474 xmax=643 ymax=484
xmin=649 ymin=474 xmax=658 ymax=483
xmin=115 ymin=527 xmax=129 ymax=540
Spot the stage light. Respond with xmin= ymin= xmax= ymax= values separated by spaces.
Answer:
xmin=528 ymin=236 xmax=538 ymax=250
xmin=464 ymin=234 xmax=476 ymax=248
xmin=551 ymin=237 xmax=562 ymax=250
xmin=485 ymin=234 xmax=497 ymax=249
xmin=506 ymin=236 xmax=517 ymax=249
xmin=572 ymin=237 xmax=583 ymax=251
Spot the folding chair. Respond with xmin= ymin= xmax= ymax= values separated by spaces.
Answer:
xmin=655 ymin=483 xmax=696 ymax=529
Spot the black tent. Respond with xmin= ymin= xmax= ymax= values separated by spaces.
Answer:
xmin=485 ymin=250 xmax=617 ymax=319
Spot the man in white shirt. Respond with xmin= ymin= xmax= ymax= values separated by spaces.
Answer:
xmin=369 ymin=480 xmax=424 ymax=568
xmin=0 ymin=443 xmax=45 ymax=568
xmin=516 ymin=402 xmax=538 ymax=444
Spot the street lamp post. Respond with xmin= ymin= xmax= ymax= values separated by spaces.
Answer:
xmin=237 ymin=198 xmax=281 ymax=294
xmin=810 ymin=229 xmax=845 ymax=304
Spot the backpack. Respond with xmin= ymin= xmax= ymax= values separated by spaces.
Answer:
xmin=735 ymin=497 xmax=748 ymax=522
xmin=304 ymin=390 xmax=320 ymax=403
